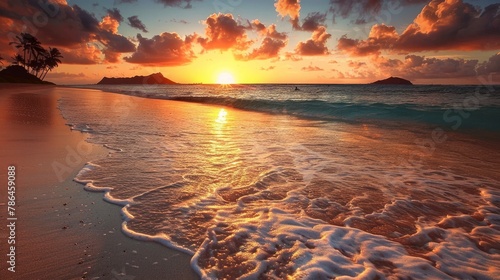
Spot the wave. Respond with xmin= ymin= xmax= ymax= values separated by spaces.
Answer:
xmin=167 ymin=96 xmax=500 ymax=131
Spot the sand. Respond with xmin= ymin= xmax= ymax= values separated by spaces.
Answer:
xmin=0 ymin=84 xmax=198 ymax=279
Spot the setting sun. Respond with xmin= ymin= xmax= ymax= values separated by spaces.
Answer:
xmin=216 ymin=72 xmax=235 ymax=85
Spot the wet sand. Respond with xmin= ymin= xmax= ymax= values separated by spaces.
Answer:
xmin=0 ymin=84 xmax=197 ymax=279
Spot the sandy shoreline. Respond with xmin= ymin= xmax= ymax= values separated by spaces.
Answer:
xmin=0 ymin=84 xmax=197 ymax=279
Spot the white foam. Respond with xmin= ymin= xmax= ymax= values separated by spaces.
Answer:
xmin=193 ymin=208 xmax=453 ymax=279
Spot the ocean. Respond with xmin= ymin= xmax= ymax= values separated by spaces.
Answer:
xmin=61 ymin=84 xmax=500 ymax=279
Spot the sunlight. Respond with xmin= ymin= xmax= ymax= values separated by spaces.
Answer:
xmin=215 ymin=108 xmax=228 ymax=124
xmin=216 ymin=72 xmax=235 ymax=85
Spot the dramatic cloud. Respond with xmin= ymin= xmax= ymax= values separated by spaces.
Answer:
xmin=329 ymin=0 xmax=428 ymax=23
xmin=58 ymin=44 xmax=102 ymax=64
xmin=128 ymin=16 xmax=148 ymax=33
xmin=250 ymin=20 xmax=287 ymax=40
xmin=295 ymin=26 xmax=331 ymax=55
xmin=236 ymin=22 xmax=288 ymax=60
xmin=337 ymin=0 xmax=500 ymax=55
xmin=301 ymin=12 xmax=327 ymax=32
xmin=275 ymin=0 xmax=301 ymax=29
xmin=236 ymin=37 xmax=287 ymax=60
xmin=124 ymin=32 xmax=195 ymax=66
xmin=99 ymin=15 xmax=120 ymax=33
xmin=198 ymin=13 xmax=252 ymax=51
xmin=0 ymin=1 xmax=136 ymax=64
xmin=106 ymin=8 xmax=123 ymax=23
xmin=337 ymin=23 xmax=396 ymax=56
xmin=397 ymin=0 xmax=500 ymax=51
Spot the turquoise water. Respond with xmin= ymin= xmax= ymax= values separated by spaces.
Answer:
xmin=62 ymin=84 xmax=500 ymax=279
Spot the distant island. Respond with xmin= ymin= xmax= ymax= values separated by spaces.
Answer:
xmin=370 ymin=77 xmax=413 ymax=85
xmin=0 ymin=65 xmax=54 ymax=84
xmin=97 ymin=73 xmax=177 ymax=85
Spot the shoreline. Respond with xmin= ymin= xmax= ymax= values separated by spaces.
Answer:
xmin=0 ymin=84 xmax=198 ymax=279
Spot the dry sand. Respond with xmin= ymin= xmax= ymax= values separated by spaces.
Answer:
xmin=0 ymin=84 xmax=198 ymax=279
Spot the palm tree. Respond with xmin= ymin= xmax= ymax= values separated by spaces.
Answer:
xmin=9 ymin=34 xmax=26 ymax=67
xmin=11 ymin=54 xmax=24 ymax=66
xmin=41 ymin=47 xmax=63 ymax=81
xmin=9 ymin=33 xmax=45 ymax=73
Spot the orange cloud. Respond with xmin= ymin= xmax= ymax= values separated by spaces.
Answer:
xmin=0 ymin=1 xmax=135 ymax=64
xmin=198 ymin=13 xmax=252 ymax=51
xmin=275 ymin=0 xmax=301 ymax=29
xmin=337 ymin=0 xmax=500 ymax=55
xmin=124 ymin=33 xmax=195 ymax=66
xmin=235 ymin=37 xmax=287 ymax=61
xmin=295 ymin=26 xmax=331 ymax=55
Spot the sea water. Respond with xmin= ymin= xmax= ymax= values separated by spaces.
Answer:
xmin=61 ymin=84 xmax=500 ymax=279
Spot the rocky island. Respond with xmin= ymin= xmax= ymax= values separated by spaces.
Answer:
xmin=370 ymin=76 xmax=413 ymax=85
xmin=97 ymin=72 xmax=177 ymax=85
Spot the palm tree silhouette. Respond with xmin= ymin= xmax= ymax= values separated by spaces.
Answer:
xmin=8 ymin=33 xmax=63 ymax=81
xmin=41 ymin=48 xmax=63 ymax=80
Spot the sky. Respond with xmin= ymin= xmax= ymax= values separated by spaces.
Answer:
xmin=0 ymin=0 xmax=499 ymax=84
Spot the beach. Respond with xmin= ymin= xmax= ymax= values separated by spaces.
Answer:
xmin=1 ymin=83 xmax=499 ymax=279
xmin=0 ymin=85 xmax=197 ymax=279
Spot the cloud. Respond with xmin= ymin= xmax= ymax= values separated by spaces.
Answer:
xmin=477 ymin=53 xmax=500 ymax=76
xmin=261 ymin=66 xmax=275 ymax=71
xmin=57 ymin=44 xmax=102 ymax=64
xmin=250 ymin=20 xmax=287 ymax=40
xmin=348 ymin=61 xmax=366 ymax=69
xmin=106 ymin=8 xmax=123 ymax=22
xmin=397 ymin=0 xmax=500 ymax=51
xmin=301 ymin=12 xmax=327 ymax=32
xmin=99 ymin=15 xmax=120 ymax=33
xmin=337 ymin=23 xmax=396 ymax=56
xmin=236 ymin=37 xmax=287 ymax=60
xmin=275 ymin=0 xmax=301 ymax=29
xmin=46 ymin=72 xmax=86 ymax=78
xmin=198 ymin=13 xmax=252 ymax=51
xmin=250 ymin=19 xmax=266 ymax=33
xmin=328 ymin=0 xmax=428 ymax=23
xmin=124 ymin=32 xmax=195 ymax=66
xmin=295 ymin=26 xmax=331 ymax=55
xmin=128 ymin=16 xmax=148 ymax=33
xmin=235 ymin=21 xmax=288 ymax=61
xmin=0 ymin=1 xmax=136 ymax=64
xmin=155 ymin=0 xmax=200 ymax=9
xmin=302 ymin=65 xmax=324 ymax=71
xmin=374 ymin=55 xmax=479 ymax=79
xmin=337 ymin=0 xmax=500 ymax=55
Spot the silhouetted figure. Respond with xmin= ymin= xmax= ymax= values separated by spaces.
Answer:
xmin=294 ymin=86 xmax=300 ymax=91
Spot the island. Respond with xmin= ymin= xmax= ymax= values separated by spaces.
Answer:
xmin=97 ymin=72 xmax=177 ymax=85
xmin=0 ymin=65 xmax=55 ymax=84
xmin=370 ymin=76 xmax=413 ymax=85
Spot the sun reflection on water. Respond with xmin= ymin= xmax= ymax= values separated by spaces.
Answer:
xmin=216 ymin=108 xmax=228 ymax=124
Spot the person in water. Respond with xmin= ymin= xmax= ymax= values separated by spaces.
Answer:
xmin=294 ymin=86 xmax=300 ymax=91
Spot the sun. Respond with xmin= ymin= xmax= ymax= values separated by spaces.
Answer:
xmin=216 ymin=72 xmax=235 ymax=85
